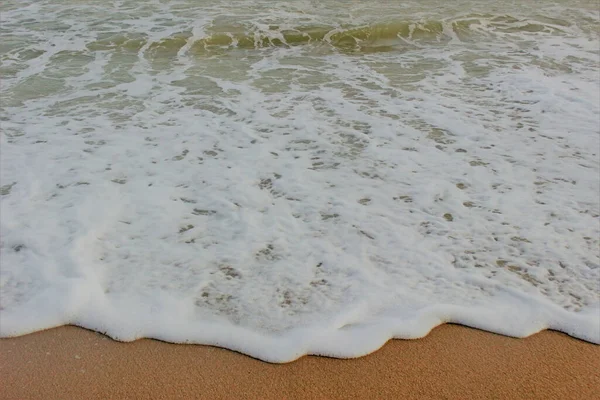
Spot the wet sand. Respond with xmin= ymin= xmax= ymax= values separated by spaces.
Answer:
xmin=1 ymin=324 xmax=599 ymax=399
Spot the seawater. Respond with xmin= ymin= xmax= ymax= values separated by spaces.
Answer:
xmin=1 ymin=0 xmax=599 ymax=362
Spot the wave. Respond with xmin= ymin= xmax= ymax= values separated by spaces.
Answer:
xmin=85 ymin=15 xmax=573 ymax=56
xmin=2 ymin=4 xmax=598 ymax=364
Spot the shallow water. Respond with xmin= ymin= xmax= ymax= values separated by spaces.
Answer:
xmin=1 ymin=0 xmax=599 ymax=361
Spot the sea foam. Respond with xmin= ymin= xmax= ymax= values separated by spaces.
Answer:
xmin=1 ymin=0 xmax=599 ymax=362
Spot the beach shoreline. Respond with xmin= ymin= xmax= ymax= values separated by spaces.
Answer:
xmin=1 ymin=324 xmax=598 ymax=399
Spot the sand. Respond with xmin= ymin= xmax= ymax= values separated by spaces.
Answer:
xmin=1 ymin=324 xmax=599 ymax=400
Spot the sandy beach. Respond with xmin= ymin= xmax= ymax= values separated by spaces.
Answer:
xmin=1 ymin=324 xmax=598 ymax=399
xmin=2 ymin=2 xmax=600 ymax=399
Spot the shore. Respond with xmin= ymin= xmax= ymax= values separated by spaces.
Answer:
xmin=1 ymin=324 xmax=598 ymax=400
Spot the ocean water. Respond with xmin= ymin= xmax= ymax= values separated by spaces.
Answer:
xmin=1 ymin=0 xmax=599 ymax=362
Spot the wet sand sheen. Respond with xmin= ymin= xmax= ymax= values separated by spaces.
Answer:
xmin=1 ymin=324 xmax=598 ymax=400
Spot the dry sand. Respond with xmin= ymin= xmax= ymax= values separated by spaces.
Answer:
xmin=1 ymin=324 xmax=599 ymax=400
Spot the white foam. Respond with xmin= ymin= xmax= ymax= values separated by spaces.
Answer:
xmin=1 ymin=0 xmax=599 ymax=362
